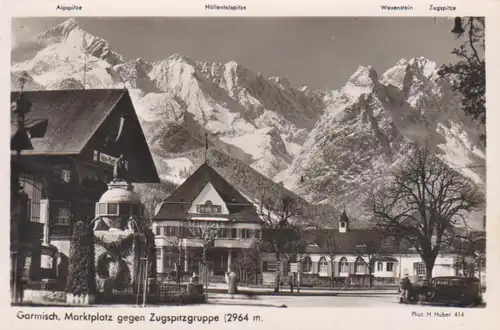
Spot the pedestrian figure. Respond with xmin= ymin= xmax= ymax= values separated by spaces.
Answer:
xmin=175 ymin=264 xmax=181 ymax=284
xmin=400 ymin=274 xmax=413 ymax=303
xmin=228 ymin=270 xmax=237 ymax=298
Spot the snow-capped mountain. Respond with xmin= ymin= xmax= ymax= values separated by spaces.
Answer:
xmin=11 ymin=18 xmax=485 ymax=228
xmin=276 ymin=58 xmax=485 ymax=222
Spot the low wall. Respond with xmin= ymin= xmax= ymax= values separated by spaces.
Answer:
xmin=261 ymin=273 xmax=399 ymax=288
xmin=23 ymin=290 xmax=66 ymax=304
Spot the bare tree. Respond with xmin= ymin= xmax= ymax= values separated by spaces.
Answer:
xmin=310 ymin=206 xmax=341 ymax=287
xmin=258 ymin=193 xmax=310 ymax=292
xmin=187 ymin=221 xmax=222 ymax=294
xmin=234 ymin=241 xmax=262 ymax=285
xmin=162 ymin=237 xmax=183 ymax=280
xmin=450 ymin=231 xmax=486 ymax=278
xmin=370 ymin=145 xmax=484 ymax=282
xmin=312 ymin=229 xmax=337 ymax=288
xmin=355 ymin=235 xmax=381 ymax=287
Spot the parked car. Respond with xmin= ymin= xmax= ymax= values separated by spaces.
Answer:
xmin=419 ymin=276 xmax=483 ymax=307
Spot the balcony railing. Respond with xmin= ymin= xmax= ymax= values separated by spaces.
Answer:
xmin=49 ymin=226 xmax=71 ymax=239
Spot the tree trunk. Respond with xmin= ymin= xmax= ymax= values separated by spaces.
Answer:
xmin=423 ymin=257 xmax=436 ymax=283
xmin=330 ymin=257 xmax=334 ymax=288
xmin=274 ymin=255 xmax=280 ymax=293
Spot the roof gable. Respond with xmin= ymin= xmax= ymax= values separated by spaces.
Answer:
xmin=154 ymin=163 xmax=260 ymax=221
xmin=187 ymin=182 xmax=229 ymax=215
xmin=11 ymin=89 xmax=126 ymax=155
xmin=163 ymin=163 xmax=251 ymax=205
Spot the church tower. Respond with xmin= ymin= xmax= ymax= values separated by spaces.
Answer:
xmin=339 ymin=209 xmax=349 ymax=233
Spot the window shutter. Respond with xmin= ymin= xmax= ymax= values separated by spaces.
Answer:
xmin=349 ymin=262 xmax=355 ymax=274
xmin=327 ymin=261 xmax=332 ymax=276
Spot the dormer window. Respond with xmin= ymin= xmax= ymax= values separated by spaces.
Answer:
xmin=61 ymin=169 xmax=72 ymax=183
xmin=197 ymin=200 xmax=222 ymax=214
xmin=340 ymin=222 xmax=346 ymax=228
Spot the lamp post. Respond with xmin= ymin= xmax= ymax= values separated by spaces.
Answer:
xmin=11 ymin=72 xmax=35 ymax=304
xmin=451 ymin=17 xmax=465 ymax=36
xmin=139 ymin=256 xmax=149 ymax=307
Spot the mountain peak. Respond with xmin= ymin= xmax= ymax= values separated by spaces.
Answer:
xmin=36 ymin=17 xmax=80 ymax=44
xmin=341 ymin=65 xmax=379 ymax=98
xmin=381 ymin=57 xmax=437 ymax=88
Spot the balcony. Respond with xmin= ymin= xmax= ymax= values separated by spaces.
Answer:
xmin=18 ymin=221 xmax=44 ymax=242
xmin=214 ymin=238 xmax=256 ymax=249
xmin=49 ymin=226 xmax=71 ymax=239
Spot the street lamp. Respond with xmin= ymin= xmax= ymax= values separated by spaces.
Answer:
xmin=11 ymin=73 xmax=34 ymax=303
xmin=451 ymin=17 xmax=465 ymax=36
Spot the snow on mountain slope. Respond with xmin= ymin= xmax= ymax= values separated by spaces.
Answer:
xmin=11 ymin=19 xmax=485 ymax=228
xmin=278 ymin=57 xmax=485 ymax=226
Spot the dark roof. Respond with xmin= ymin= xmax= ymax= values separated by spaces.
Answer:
xmin=10 ymin=89 xmax=127 ymax=155
xmin=303 ymin=229 xmax=416 ymax=254
xmin=302 ymin=228 xmax=480 ymax=255
xmin=339 ymin=209 xmax=349 ymax=223
xmin=154 ymin=163 xmax=260 ymax=222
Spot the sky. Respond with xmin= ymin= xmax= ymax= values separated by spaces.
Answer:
xmin=12 ymin=17 xmax=462 ymax=90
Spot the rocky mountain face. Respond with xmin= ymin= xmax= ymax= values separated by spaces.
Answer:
xmin=11 ymin=18 xmax=486 ymax=228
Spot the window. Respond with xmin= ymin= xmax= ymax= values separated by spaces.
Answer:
xmin=107 ymin=203 xmax=118 ymax=215
xmin=155 ymin=226 xmax=161 ymax=235
xmin=240 ymin=229 xmax=251 ymax=239
xmin=197 ymin=200 xmax=222 ymax=214
xmin=413 ymin=262 xmax=426 ymax=276
xmin=61 ymin=169 xmax=72 ymax=183
xmin=41 ymin=255 xmax=53 ymax=269
xmin=230 ymin=228 xmax=237 ymax=238
xmin=164 ymin=255 xmax=176 ymax=269
xmin=164 ymin=226 xmax=179 ymax=236
xmin=319 ymin=257 xmax=328 ymax=273
xmin=340 ymin=257 xmax=349 ymax=273
xmin=52 ymin=202 xmax=71 ymax=225
xmin=26 ymin=199 xmax=32 ymax=222
xmin=97 ymin=203 xmax=107 ymax=215
xmin=220 ymin=228 xmax=229 ymax=239
xmin=156 ymin=248 xmax=161 ymax=260
xmin=355 ymin=257 xmax=366 ymax=273
xmin=262 ymin=261 xmax=276 ymax=272
xmin=386 ymin=262 xmax=394 ymax=272
xmin=254 ymin=230 xmax=261 ymax=239
xmin=301 ymin=256 xmax=312 ymax=273
xmin=377 ymin=262 xmax=383 ymax=271
xmin=340 ymin=222 xmax=346 ymax=228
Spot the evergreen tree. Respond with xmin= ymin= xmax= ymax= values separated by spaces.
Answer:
xmin=66 ymin=221 xmax=96 ymax=296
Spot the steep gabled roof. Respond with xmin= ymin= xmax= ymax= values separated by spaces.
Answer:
xmin=10 ymin=89 xmax=126 ymax=155
xmin=154 ymin=163 xmax=259 ymax=221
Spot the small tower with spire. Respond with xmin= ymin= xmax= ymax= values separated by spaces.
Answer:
xmin=339 ymin=207 xmax=349 ymax=233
